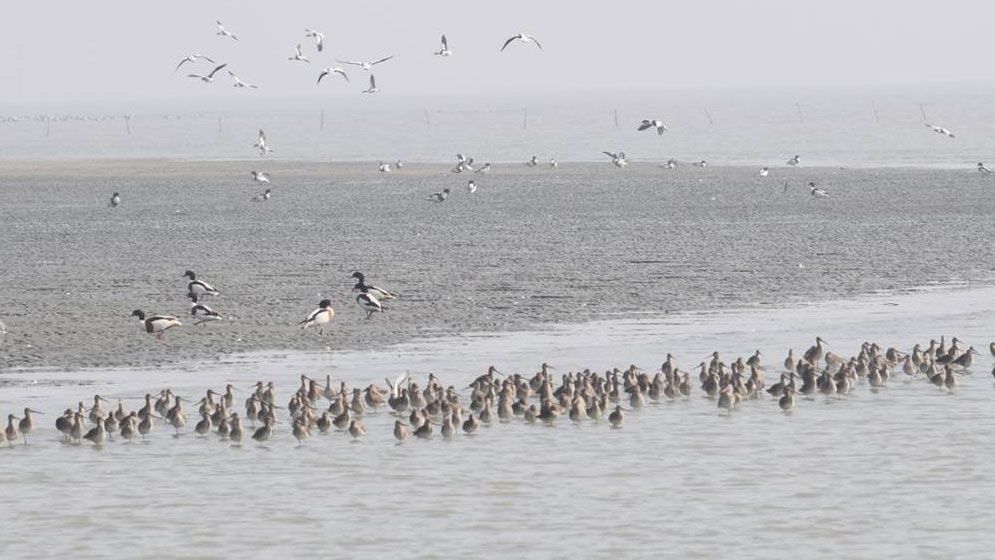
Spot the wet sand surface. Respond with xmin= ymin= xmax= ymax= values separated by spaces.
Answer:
xmin=1 ymin=159 xmax=993 ymax=371
xmin=0 ymin=285 xmax=993 ymax=559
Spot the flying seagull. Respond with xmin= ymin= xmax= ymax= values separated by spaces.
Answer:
xmin=304 ymin=29 xmax=325 ymax=52
xmin=925 ymin=123 xmax=955 ymax=138
xmin=228 ymin=71 xmax=257 ymax=89
xmin=288 ymin=44 xmax=310 ymax=63
xmin=637 ymin=119 xmax=668 ymax=135
xmin=186 ymin=63 xmax=228 ymax=83
xmin=317 ymin=67 xmax=349 ymax=84
xmin=175 ymin=54 xmax=216 ymax=72
xmin=434 ymin=35 xmax=452 ymax=56
xmin=978 ymin=162 xmax=992 ymax=174
xmin=336 ymin=55 xmax=394 ymax=71
xmin=216 ymin=20 xmax=238 ymax=41
xmin=253 ymin=130 xmax=273 ymax=155
xmin=362 ymin=75 xmax=379 ymax=94
xmin=501 ymin=33 xmax=542 ymax=52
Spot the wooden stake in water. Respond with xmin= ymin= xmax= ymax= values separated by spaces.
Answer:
xmin=613 ymin=109 xmax=619 ymax=128
xmin=217 ymin=114 xmax=223 ymax=134
xmin=423 ymin=109 xmax=431 ymax=128
xmin=523 ymin=108 xmax=528 ymax=130
xmin=704 ymin=109 xmax=715 ymax=126
xmin=319 ymin=109 xmax=325 ymax=131
xmin=919 ymin=103 xmax=929 ymax=123
xmin=795 ymin=102 xmax=804 ymax=124
xmin=125 ymin=114 xmax=132 ymax=135
xmin=871 ymin=100 xmax=881 ymax=124
xmin=45 ymin=117 xmax=51 ymax=137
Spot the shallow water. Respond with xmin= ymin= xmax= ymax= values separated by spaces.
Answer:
xmin=1 ymin=285 xmax=993 ymax=559
xmin=1 ymin=160 xmax=994 ymax=371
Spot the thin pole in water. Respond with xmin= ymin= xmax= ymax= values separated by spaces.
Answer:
xmin=523 ymin=108 xmax=528 ymax=130
xmin=45 ymin=117 xmax=51 ymax=137
xmin=704 ymin=109 xmax=715 ymax=126
xmin=217 ymin=114 xmax=223 ymax=134
xmin=125 ymin=115 xmax=132 ymax=135
xmin=319 ymin=109 xmax=325 ymax=131
xmin=613 ymin=109 xmax=619 ymax=128
xmin=423 ymin=109 xmax=431 ymax=128
xmin=871 ymin=100 xmax=880 ymax=125
xmin=919 ymin=103 xmax=929 ymax=123
xmin=794 ymin=102 xmax=804 ymax=124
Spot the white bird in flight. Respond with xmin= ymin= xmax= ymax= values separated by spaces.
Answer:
xmin=253 ymin=130 xmax=273 ymax=156
xmin=216 ymin=20 xmax=238 ymax=41
xmin=304 ymin=29 xmax=325 ymax=52
xmin=175 ymin=54 xmax=216 ymax=72
xmin=787 ymin=155 xmax=800 ymax=166
xmin=978 ymin=162 xmax=991 ymax=174
xmin=228 ymin=71 xmax=257 ymax=89
xmin=602 ymin=151 xmax=628 ymax=168
xmin=637 ymin=119 xmax=668 ymax=135
xmin=925 ymin=123 xmax=955 ymax=138
xmin=501 ymin=33 xmax=542 ymax=52
xmin=809 ymin=182 xmax=829 ymax=198
xmin=434 ymin=35 xmax=452 ymax=57
xmin=186 ymin=63 xmax=228 ymax=83
xmin=362 ymin=75 xmax=379 ymax=94
xmin=288 ymin=44 xmax=310 ymax=63
xmin=317 ymin=67 xmax=350 ymax=84
xmin=337 ymin=55 xmax=394 ymax=71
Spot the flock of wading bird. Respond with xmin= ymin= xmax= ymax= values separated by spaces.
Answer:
xmin=2 ymin=336 xmax=992 ymax=448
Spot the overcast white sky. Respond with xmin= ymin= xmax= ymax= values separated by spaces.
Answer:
xmin=2 ymin=0 xmax=992 ymax=109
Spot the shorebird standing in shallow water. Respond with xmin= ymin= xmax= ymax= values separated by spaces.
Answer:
xmin=18 ymin=408 xmax=43 ymax=444
xmin=809 ymin=182 xmax=829 ymax=198
xmin=109 ymin=192 xmax=121 ymax=207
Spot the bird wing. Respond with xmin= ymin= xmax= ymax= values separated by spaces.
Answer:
xmin=317 ymin=70 xmax=328 ymax=84
xmin=500 ymin=35 xmax=518 ymax=51
xmin=316 ymin=35 xmax=324 ymax=52
xmin=337 ymin=59 xmax=364 ymax=66
xmin=336 ymin=69 xmax=349 ymax=82
xmin=371 ymin=55 xmax=394 ymax=65
xmin=441 ymin=34 xmax=448 ymax=49
xmin=370 ymin=75 xmax=376 ymax=88
xmin=186 ymin=74 xmax=203 ymax=79
xmin=637 ymin=121 xmax=652 ymax=131
xmin=207 ymin=63 xmax=227 ymax=78
xmin=602 ymin=151 xmax=617 ymax=158
xmin=200 ymin=55 xmax=216 ymax=63
xmin=531 ymin=37 xmax=543 ymax=50
xmin=175 ymin=57 xmax=192 ymax=72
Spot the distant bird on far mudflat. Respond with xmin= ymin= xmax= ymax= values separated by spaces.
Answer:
xmin=186 ymin=63 xmax=228 ymax=83
xmin=637 ymin=119 xmax=667 ymax=135
xmin=434 ymin=35 xmax=452 ymax=56
xmin=428 ymin=188 xmax=450 ymax=202
xmin=175 ymin=54 xmax=216 ymax=72
xmin=602 ymin=151 xmax=628 ymax=168
xmin=228 ymin=71 xmax=257 ymax=89
xmin=252 ymin=188 xmax=271 ymax=202
xmin=188 ymin=294 xmax=222 ymax=325
xmin=253 ymin=130 xmax=273 ymax=155
xmin=337 ymin=55 xmax=394 ymax=71
xmin=787 ymin=155 xmax=800 ymax=166
xmin=759 ymin=167 xmax=769 ymax=177
xmin=978 ymin=162 xmax=992 ymax=174
xmin=475 ymin=163 xmax=491 ymax=174
xmin=351 ymin=272 xmax=395 ymax=301
xmin=288 ymin=44 xmax=310 ymax=63
xmin=317 ymin=67 xmax=349 ymax=84
xmin=250 ymin=170 xmax=271 ymax=183
xmin=216 ymin=20 xmax=238 ymax=41
xmin=362 ymin=75 xmax=379 ymax=94
xmin=549 ymin=158 xmax=558 ymax=168
xmin=925 ymin=123 xmax=955 ymax=138
xmin=809 ymin=182 xmax=829 ymax=198
xmin=662 ymin=158 xmax=677 ymax=169
xmin=526 ymin=155 xmax=539 ymax=167
xmin=304 ymin=29 xmax=325 ymax=52
xmin=110 ymin=192 xmax=121 ymax=207
xmin=467 ymin=180 xmax=477 ymax=194
xmin=501 ymin=33 xmax=542 ymax=51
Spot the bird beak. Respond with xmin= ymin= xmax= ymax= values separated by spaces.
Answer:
xmin=29 ymin=409 xmax=44 ymax=415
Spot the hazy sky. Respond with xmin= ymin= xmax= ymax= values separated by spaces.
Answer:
xmin=3 ymin=0 xmax=993 ymax=109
